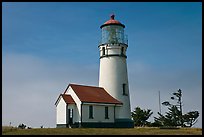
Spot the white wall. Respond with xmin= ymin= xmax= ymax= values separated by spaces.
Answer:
xmin=99 ymin=43 xmax=132 ymax=119
xmin=56 ymin=96 xmax=67 ymax=124
xmin=82 ymin=104 xmax=115 ymax=123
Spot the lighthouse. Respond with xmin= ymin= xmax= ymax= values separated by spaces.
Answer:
xmin=99 ymin=14 xmax=133 ymax=127
xmin=55 ymin=14 xmax=134 ymax=128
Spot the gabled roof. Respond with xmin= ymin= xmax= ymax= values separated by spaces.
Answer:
xmin=62 ymin=94 xmax=75 ymax=104
xmin=55 ymin=94 xmax=75 ymax=106
xmin=67 ymin=84 xmax=123 ymax=105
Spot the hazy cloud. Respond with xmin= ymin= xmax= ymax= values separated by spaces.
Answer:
xmin=2 ymin=52 xmax=99 ymax=128
xmin=3 ymin=53 xmax=201 ymax=128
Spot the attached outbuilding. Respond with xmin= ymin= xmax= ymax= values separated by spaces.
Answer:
xmin=55 ymin=84 xmax=123 ymax=128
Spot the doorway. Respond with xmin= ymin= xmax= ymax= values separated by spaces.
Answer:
xmin=68 ymin=109 xmax=73 ymax=125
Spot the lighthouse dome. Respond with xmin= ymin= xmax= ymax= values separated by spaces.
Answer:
xmin=100 ymin=14 xmax=125 ymax=28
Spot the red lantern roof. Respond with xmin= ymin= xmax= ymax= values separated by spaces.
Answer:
xmin=100 ymin=14 xmax=125 ymax=28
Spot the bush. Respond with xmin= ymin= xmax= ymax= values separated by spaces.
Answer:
xmin=18 ymin=123 xmax=26 ymax=129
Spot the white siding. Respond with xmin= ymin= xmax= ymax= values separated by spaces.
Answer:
xmin=56 ymin=96 xmax=67 ymax=124
xmin=82 ymin=104 xmax=115 ymax=123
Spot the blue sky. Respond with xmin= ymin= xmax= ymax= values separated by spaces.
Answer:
xmin=2 ymin=2 xmax=202 ymax=128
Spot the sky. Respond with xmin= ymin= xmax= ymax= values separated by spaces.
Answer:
xmin=2 ymin=2 xmax=202 ymax=128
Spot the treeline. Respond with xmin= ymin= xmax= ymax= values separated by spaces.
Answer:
xmin=131 ymin=89 xmax=199 ymax=128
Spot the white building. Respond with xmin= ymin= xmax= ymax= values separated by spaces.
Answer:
xmin=55 ymin=14 xmax=134 ymax=128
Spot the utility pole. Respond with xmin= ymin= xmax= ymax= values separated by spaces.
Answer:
xmin=158 ymin=91 xmax=161 ymax=114
xmin=178 ymin=89 xmax=183 ymax=127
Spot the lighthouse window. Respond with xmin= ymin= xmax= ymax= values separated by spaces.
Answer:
xmin=89 ymin=105 xmax=94 ymax=119
xmin=121 ymin=47 xmax=124 ymax=55
xmin=123 ymin=83 xmax=127 ymax=95
xmin=102 ymin=47 xmax=105 ymax=56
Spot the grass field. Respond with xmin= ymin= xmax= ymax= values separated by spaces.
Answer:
xmin=2 ymin=126 xmax=202 ymax=135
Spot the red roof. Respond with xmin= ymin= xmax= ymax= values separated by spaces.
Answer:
xmin=68 ymin=84 xmax=122 ymax=104
xmin=100 ymin=14 xmax=125 ymax=28
xmin=62 ymin=94 xmax=75 ymax=104
xmin=55 ymin=94 xmax=75 ymax=105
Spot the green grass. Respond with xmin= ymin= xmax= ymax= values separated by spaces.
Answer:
xmin=2 ymin=126 xmax=202 ymax=135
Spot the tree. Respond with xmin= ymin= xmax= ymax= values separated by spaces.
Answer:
xmin=131 ymin=106 xmax=153 ymax=127
xmin=154 ymin=106 xmax=182 ymax=127
xmin=153 ymin=89 xmax=199 ymax=127
xmin=183 ymin=111 xmax=199 ymax=127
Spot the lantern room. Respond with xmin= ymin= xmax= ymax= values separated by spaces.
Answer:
xmin=100 ymin=14 xmax=128 ymax=45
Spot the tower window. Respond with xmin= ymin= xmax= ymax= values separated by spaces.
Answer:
xmin=89 ymin=105 xmax=94 ymax=119
xmin=105 ymin=106 xmax=109 ymax=119
xmin=121 ymin=47 xmax=124 ymax=55
xmin=123 ymin=83 xmax=127 ymax=95
xmin=102 ymin=47 xmax=105 ymax=56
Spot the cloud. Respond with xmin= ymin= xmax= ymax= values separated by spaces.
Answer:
xmin=2 ymin=53 xmax=202 ymax=128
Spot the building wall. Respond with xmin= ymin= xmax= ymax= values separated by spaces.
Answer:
xmin=56 ymin=96 xmax=66 ymax=124
xmin=82 ymin=104 xmax=115 ymax=123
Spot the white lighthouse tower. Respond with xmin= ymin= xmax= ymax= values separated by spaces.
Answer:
xmin=99 ymin=14 xmax=133 ymax=127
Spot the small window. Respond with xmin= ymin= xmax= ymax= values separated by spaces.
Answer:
xmin=105 ymin=106 xmax=109 ymax=119
xmin=121 ymin=47 xmax=124 ymax=55
xmin=89 ymin=105 xmax=93 ymax=119
xmin=123 ymin=83 xmax=127 ymax=95
xmin=102 ymin=47 xmax=105 ymax=56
